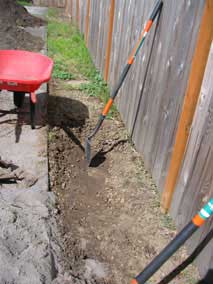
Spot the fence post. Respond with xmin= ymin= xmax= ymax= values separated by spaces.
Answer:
xmin=161 ymin=0 xmax=213 ymax=213
xmin=85 ymin=0 xmax=91 ymax=46
xmin=104 ymin=0 xmax=115 ymax=82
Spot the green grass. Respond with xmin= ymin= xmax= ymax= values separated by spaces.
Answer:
xmin=47 ymin=8 xmax=117 ymax=117
xmin=17 ymin=0 xmax=32 ymax=6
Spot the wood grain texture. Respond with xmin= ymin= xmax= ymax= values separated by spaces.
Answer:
xmin=130 ymin=0 xmax=205 ymax=191
xmin=75 ymin=0 xmax=212 ymax=276
xmin=72 ymin=0 xmax=76 ymax=23
xmin=65 ymin=0 xmax=74 ymax=19
xmin=171 ymin=42 xmax=213 ymax=277
xmin=76 ymin=0 xmax=80 ymax=28
xmin=104 ymin=0 xmax=115 ymax=81
xmin=161 ymin=0 xmax=213 ymax=212
xmin=85 ymin=0 xmax=90 ymax=45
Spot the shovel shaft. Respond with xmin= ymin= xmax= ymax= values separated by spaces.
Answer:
xmin=85 ymin=0 xmax=163 ymax=162
xmin=100 ymin=0 xmax=163 ymax=116
xmin=132 ymin=198 xmax=213 ymax=284
xmin=88 ymin=115 xmax=105 ymax=139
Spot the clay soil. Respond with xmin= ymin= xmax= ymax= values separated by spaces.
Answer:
xmin=48 ymin=79 xmax=199 ymax=284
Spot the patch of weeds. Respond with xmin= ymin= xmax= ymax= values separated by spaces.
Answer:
xmin=80 ymin=74 xmax=117 ymax=118
xmin=62 ymin=83 xmax=82 ymax=91
xmin=48 ymin=14 xmax=96 ymax=80
xmin=48 ymin=131 xmax=56 ymax=142
xmin=53 ymin=59 xmax=75 ymax=80
xmin=17 ymin=0 xmax=31 ymax=6
xmin=48 ymin=8 xmax=59 ymax=18
xmin=47 ymin=8 xmax=117 ymax=118
xmin=180 ymin=270 xmax=197 ymax=284
xmin=160 ymin=213 xmax=176 ymax=230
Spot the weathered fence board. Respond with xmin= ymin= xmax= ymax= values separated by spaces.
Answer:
xmin=82 ymin=0 xmax=205 ymax=192
xmin=132 ymin=0 xmax=205 ymax=190
xmin=171 ymin=43 xmax=213 ymax=276
xmin=79 ymin=0 xmax=86 ymax=34
xmin=72 ymin=0 xmax=77 ymax=23
xmin=65 ymin=0 xmax=72 ymax=18
xmin=161 ymin=0 xmax=213 ymax=212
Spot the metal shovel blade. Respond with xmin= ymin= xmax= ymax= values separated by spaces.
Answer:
xmin=85 ymin=137 xmax=92 ymax=165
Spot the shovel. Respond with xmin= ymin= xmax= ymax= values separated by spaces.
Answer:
xmin=85 ymin=0 xmax=163 ymax=164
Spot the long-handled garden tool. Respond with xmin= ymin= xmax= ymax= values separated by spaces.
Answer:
xmin=131 ymin=198 xmax=213 ymax=284
xmin=85 ymin=0 xmax=163 ymax=164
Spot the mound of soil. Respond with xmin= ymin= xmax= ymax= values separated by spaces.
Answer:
xmin=0 ymin=0 xmax=44 ymax=50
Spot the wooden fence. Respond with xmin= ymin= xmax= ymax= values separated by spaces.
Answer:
xmin=171 ymin=42 xmax=213 ymax=277
xmin=65 ymin=0 xmax=213 ymax=277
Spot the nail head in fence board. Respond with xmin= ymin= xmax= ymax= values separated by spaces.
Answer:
xmin=104 ymin=0 xmax=115 ymax=82
xmin=85 ymin=0 xmax=90 ymax=46
xmin=161 ymin=0 xmax=213 ymax=213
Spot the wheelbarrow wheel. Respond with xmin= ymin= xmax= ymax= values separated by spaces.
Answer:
xmin=13 ymin=92 xmax=25 ymax=108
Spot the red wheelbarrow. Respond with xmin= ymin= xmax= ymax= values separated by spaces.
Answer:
xmin=0 ymin=50 xmax=54 ymax=129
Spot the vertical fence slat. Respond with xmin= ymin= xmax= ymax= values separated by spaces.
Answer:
xmin=76 ymin=0 xmax=80 ymax=28
xmin=104 ymin=0 xmax=115 ymax=81
xmin=161 ymin=0 xmax=213 ymax=212
xmin=85 ymin=0 xmax=91 ymax=46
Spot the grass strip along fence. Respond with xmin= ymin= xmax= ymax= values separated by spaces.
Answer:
xmin=47 ymin=8 xmax=117 ymax=117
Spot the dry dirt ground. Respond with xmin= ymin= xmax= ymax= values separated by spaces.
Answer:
xmin=48 ymin=79 xmax=199 ymax=284
xmin=0 ymin=3 xmax=201 ymax=283
xmin=0 ymin=1 xmax=44 ymax=50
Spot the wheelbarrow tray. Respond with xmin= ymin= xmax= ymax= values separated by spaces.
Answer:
xmin=0 ymin=50 xmax=53 ymax=93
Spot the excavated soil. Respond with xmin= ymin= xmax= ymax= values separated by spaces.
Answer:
xmin=0 ymin=2 xmax=44 ymax=50
xmin=48 ymin=80 xmax=199 ymax=284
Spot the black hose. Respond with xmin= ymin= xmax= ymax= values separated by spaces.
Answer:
xmin=134 ymin=221 xmax=198 ymax=284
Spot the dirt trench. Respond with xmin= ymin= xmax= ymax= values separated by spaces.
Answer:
xmin=48 ymin=80 xmax=199 ymax=284
xmin=0 ymin=3 xmax=200 ymax=283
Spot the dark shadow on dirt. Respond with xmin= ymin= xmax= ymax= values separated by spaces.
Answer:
xmin=48 ymin=95 xmax=89 ymax=155
xmin=157 ymin=229 xmax=213 ymax=284
xmin=62 ymin=125 xmax=85 ymax=152
xmin=48 ymin=95 xmax=89 ymax=128
xmin=197 ymin=269 xmax=213 ymax=284
xmin=89 ymin=139 xmax=128 ymax=167
xmin=0 ymin=93 xmax=89 ymax=144
xmin=89 ymin=151 xmax=106 ymax=167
